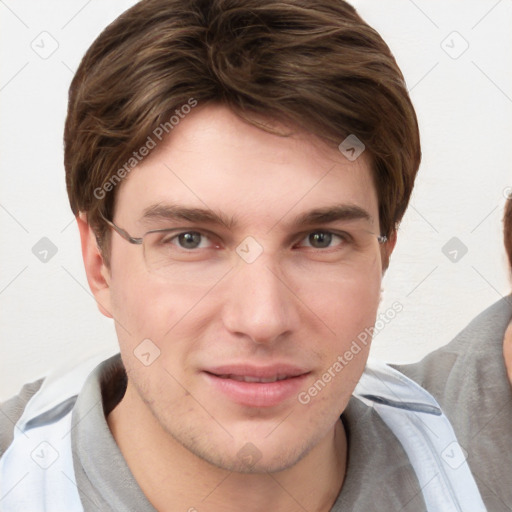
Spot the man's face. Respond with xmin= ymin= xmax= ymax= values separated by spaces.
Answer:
xmin=101 ymin=104 xmax=388 ymax=472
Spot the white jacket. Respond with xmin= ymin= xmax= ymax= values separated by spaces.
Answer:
xmin=0 ymin=357 xmax=486 ymax=511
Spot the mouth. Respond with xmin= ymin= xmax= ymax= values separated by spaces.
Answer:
xmin=214 ymin=374 xmax=292 ymax=383
xmin=203 ymin=365 xmax=310 ymax=407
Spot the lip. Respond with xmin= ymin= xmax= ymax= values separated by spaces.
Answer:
xmin=203 ymin=364 xmax=310 ymax=408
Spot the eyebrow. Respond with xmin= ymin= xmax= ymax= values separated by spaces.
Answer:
xmin=140 ymin=204 xmax=236 ymax=229
xmin=292 ymin=205 xmax=372 ymax=226
xmin=140 ymin=203 xmax=373 ymax=230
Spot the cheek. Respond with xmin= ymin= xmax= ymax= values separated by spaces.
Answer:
xmin=296 ymin=260 xmax=381 ymax=388
xmin=108 ymin=260 xmax=221 ymax=363
xmin=300 ymin=272 xmax=380 ymax=416
xmin=107 ymin=240 xmax=186 ymax=336
xmin=109 ymin=276 xmax=200 ymax=400
xmin=299 ymin=260 xmax=382 ymax=335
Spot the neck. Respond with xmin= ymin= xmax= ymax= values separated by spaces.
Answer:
xmin=108 ymin=381 xmax=347 ymax=512
xmin=503 ymin=320 xmax=512 ymax=386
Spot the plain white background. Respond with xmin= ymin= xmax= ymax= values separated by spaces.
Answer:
xmin=1 ymin=0 xmax=511 ymax=400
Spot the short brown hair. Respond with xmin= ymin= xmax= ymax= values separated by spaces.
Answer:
xmin=64 ymin=0 xmax=421 ymax=262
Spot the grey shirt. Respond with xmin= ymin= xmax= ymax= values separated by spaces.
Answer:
xmin=397 ymin=296 xmax=512 ymax=512
xmin=1 ymin=355 xmax=427 ymax=511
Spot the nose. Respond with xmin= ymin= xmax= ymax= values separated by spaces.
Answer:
xmin=220 ymin=257 xmax=300 ymax=345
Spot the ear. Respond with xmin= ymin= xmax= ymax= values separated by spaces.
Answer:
xmin=380 ymin=229 xmax=397 ymax=273
xmin=77 ymin=212 xmax=113 ymax=319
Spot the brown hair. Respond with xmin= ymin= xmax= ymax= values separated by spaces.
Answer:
xmin=504 ymin=198 xmax=512 ymax=269
xmin=64 ymin=0 xmax=421 ymax=263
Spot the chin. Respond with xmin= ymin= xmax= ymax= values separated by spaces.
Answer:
xmin=193 ymin=438 xmax=312 ymax=474
xmin=163 ymin=415 xmax=322 ymax=475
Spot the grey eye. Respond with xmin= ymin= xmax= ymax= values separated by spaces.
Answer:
xmin=308 ymin=232 xmax=333 ymax=248
xmin=177 ymin=232 xmax=203 ymax=249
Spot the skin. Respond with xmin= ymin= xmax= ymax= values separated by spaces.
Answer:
xmin=503 ymin=321 xmax=512 ymax=386
xmin=78 ymin=104 xmax=395 ymax=512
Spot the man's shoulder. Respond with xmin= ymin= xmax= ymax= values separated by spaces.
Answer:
xmin=0 ymin=378 xmax=45 ymax=456
xmin=334 ymin=396 xmax=426 ymax=511
xmin=397 ymin=296 xmax=512 ymax=393
xmin=0 ymin=351 xmax=121 ymax=460
xmin=397 ymin=296 xmax=512 ymax=511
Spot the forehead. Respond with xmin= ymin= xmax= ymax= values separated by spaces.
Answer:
xmin=115 ymin=104 xmax=378 ymax=228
